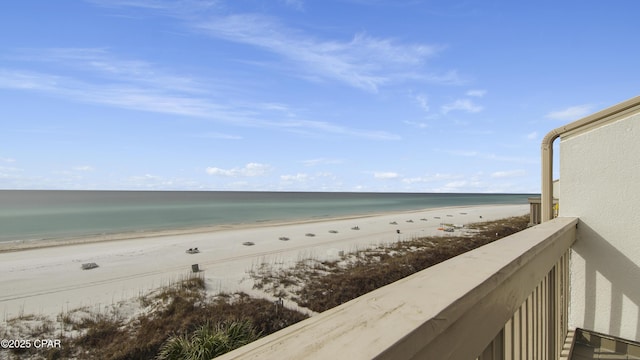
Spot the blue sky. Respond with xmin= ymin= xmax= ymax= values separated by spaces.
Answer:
xmin=1 ymin=0 xmax=638 ymax=192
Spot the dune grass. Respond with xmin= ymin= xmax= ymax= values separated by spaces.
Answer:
xmin=251 ymin=214 xmax=531 ymax=312
xmin=4 ymin=274 xmax=307 ymax=360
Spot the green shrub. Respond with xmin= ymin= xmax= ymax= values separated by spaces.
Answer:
xmin=157 ymin=319 xmax=261 ymax=360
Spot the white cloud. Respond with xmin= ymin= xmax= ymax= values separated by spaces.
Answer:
xmin=421 ymin=70 xmax=466 ymax=86
xmin=374 ymin=171 xmax=400 ymax=179
xmin=281 ymin=0 xmax=304 ymax=10
xmin=491 ymin=170 xmax=526 ymax=178
xmin=0 ymin=66 xmax=241 ymax=122
xmin=448 ymin=150 xmax=478 ymax=157
xmin=1 ymin=157 xmax=16 ymax=163
xmin=195 ymin=132 xmax=243 ymax=140
xmin=441 ymin=99 xmax=483 ymax=114
xmin=466 ymin=89 xmax=486 ymax=97
xmin=129 ymin=174 xmax=161 ymax=181
xmin=403 ymin=120 xmax=428 ymax=129
xmin=545 ymin=104 xmax=593 ymax=121
xmin=300 ymin=158 xmax=343 ymax=166
xmin=274 ymin=118 xmax=401 ymax=140
xmin=445 ymin=149 xmax=538 ymax=164
xmin=89 ymin=2 xmax=447 ymax=92
xmin=73 ymin=166 xmax=95 ymax=171
xmin=0 ymin=165 xmax=22 ymax=174
xmin=414 ymin=93 xmax=430 ymax=112
xmin=0 ymin=60 xmax=400 ymax=141
xmin=11 ymin=48 xmax=205 ymax=94
xmin=443 ymin=180 xmax=469 ymax=189
xmin=122 ymin=173 xmax=204 ymax=190
xmin=402 ymin=173 xmax=462 ymax=184
xmin=526 ymin=131 xmax=538 ymax=140
xmin=86 ymin=0 xmax=175 ymax=10
xmin=196 ymin=14 xmax=442 ymax=92
xmin=280 ymin=173 xmax=309 ymax=181
xmin=205 ymin=163 xmax=272 ymax=177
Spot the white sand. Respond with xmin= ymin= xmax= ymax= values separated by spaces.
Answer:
xmin=0 ymin=204 xmax=528 ymax=319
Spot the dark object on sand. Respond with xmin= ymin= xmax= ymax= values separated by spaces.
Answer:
xmin=243 ymin=241 xmax=255 ymax=246
xmin=186 ymin=247 xmax=200 ymax=254
xmin=81 ymin=262 xmax=99 ymax=270
xmin=191 ymin=264 xmax=200 ymax=272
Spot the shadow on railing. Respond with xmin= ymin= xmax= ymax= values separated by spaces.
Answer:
xmin=217 ymin=217 xmax=578 ymax=360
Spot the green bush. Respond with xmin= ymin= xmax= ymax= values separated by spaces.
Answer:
xmin=157 ymin=319 xmax=261 ymax=360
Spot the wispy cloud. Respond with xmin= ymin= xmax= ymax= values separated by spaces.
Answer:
xmin=437 ymin=178 xmax=489 ymax=192
xmin=441 ymin=98 xmax=483 ymax=114
xmin=10 ymin=48 xmax=205 ymax=93
xmin=86 ymin=0 xmax=175 ymax=10
xmin=194 ymin=132 xmax=243 ymax=140
xmin=445 ymin=149 xmax=538 ymax=164
xmin=421 ymin=70 xmax=465 ymax=85
xmin=466 ymin=89 xmax=486 ymax=97
xmin=194 ymin=14 xmax=442 ymax=92
xmin=300 ymin=158 xmax=343 ymax=166
xmin=73 ymin=165 xmax=95 ymax=172
xmin=86 ymin=0 xmax=220 ymax=14
xmin=205 ymin=163 xmax=272 ymax=177
xmin=545 ymin=104 xmax=593 ymax=121
xmin=123 ymin=173 xmax=204 ymax=190
xmin=526 ymin=131 xmax=538 ymax=140
xmin=414 ymin=93 xmax=430 ymax=112
xmin=373 ymin=171 xmax=400 ymax=179
xmin=403 ymin=120 xmax=428 ymax=129
xmin=1 ymin=49 xmax=400 ymax=140
xmin=272 ymin=118 xmax=401 ymax=140
xmin=280 ymin=173 xmax=309 ymax=181
xmin=0 ymin=69 xmax=62 ymax=91
xmin=491 ymin=169 xmax=525 ymax=178
xmin=402 ymin=173 xmax=462 ymax=184
xmin=0 ymin=58 xmax=244 ymax=122
xmin=281 ymin=0 xmax=304 ymax=10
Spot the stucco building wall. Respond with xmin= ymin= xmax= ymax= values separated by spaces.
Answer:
xmin=560 ymin=111 xmax=640 ymax=341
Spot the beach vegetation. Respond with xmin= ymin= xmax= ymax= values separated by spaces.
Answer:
xmin=250 ymin=215 xmax=530 ymax=312
xmin=1 ymin=274 xmax=307 ymax=359
xmin=157 ymin=319 xmax=261 ymax=360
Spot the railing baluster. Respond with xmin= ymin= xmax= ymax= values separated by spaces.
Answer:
xmin=492 ymin=247 xmax=570 ymax=360
xmin=505 ymin=318 xmax=513 ymax=360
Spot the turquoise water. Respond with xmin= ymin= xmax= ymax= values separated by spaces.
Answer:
xmin=0 ymin=190 xmax=534 ymax=242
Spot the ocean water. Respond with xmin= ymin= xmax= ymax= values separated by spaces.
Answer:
xmin=0 ymin=190 xmax=534 ymax=243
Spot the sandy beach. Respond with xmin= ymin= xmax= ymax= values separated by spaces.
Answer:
xmin=0 ymin=204 xmax=528 ymax=319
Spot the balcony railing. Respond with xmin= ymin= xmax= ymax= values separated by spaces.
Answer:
xmin=217 ymin=217 xmax=578 ymax=360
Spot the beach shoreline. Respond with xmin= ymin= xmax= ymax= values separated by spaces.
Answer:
xmin=0 ymin=204 xmax=529 ymax=319
xmin=0 ymin=203 xmax=513 ymax=253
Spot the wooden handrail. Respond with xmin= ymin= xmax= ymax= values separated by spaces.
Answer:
xmin=217 ymin=218 xmax=578 ymax=360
